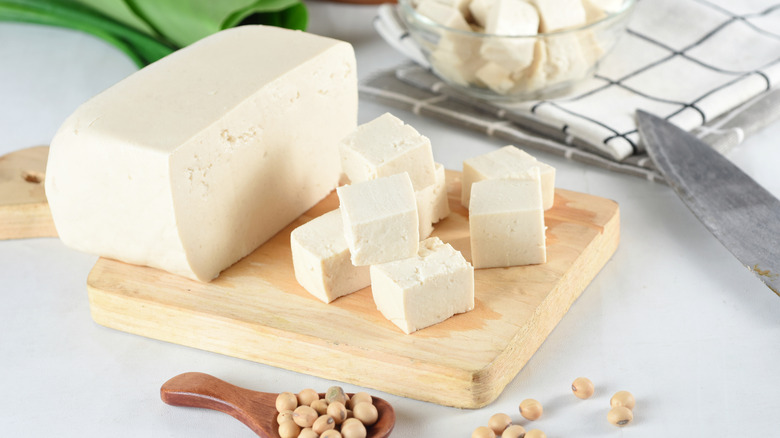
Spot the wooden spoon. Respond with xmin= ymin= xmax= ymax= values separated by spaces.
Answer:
xmin=161 ymin=372 xmax=395 ymax=438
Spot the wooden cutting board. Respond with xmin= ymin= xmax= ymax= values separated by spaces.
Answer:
xmin=87 ymin=170 xmax=619 ymax=408
xmin=0 ymin=146 xmax=57 ymax=240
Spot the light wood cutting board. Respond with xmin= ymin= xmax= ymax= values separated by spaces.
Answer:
xmin=87 ymin=170 xmax=619 ymax=408
xmin=0 ymin=146 xmax=57 ymax=240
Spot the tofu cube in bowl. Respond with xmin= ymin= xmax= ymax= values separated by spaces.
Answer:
xmin=398 ymin=0 xmax=636 ymax=101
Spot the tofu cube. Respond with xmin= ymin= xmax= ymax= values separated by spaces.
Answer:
xmin=416 ymin=0 xmax=471 ymax=31
xmin=484 ymin=0 xmax=540 ymax=35
xmin=339 ymin=113 xmax=436 ymax=191
xmin=415 ymin=163 xmax=451 ymax=239
xmin=530 ymin=0 xmax=587 ymax=32
xmin=538 ymin=34 xmax=590 ymax=85
xmin=579 ymin=30 xmax=605 ymax=65
xmin=476 ymin=62 xmax=516 ymax=94
xmin=337 ymin=173 xmax=419 ymax=266
xmin=582 ymin=0 xmax=608 ymax=22
xmin=290 ymin=209 xmax=370 ymax=303
xmin=416 ymin=184 xmax=437 ymax=240
xmin=511 ymin=38 xmax=548 ymax=92
xmin=429 ymin=0 xmax=473 ymax=20
xmin=480 ymin=0 xmax=539 ymax=71
xmin=462 ymin=145 xmax=556 ymax=210
xmin=469 ymin=175 xmax=547 ymax=269
xmin=370 ymin=237 xmax=474 ymax=334
xmin=431 ymin=163 xmax=451 ymax=223
xmin=584 ymin=0 xmax=624 ymax=16
xmin=429 ymin=24 xmax=483 ymax=88
xmin=468 ymin=0 xmax=493 ymax=27
xmin=431 ymin=47 xmax=484 ymax=86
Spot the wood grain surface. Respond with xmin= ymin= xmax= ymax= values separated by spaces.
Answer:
xmin=0 ymin=146 xmax=57 ymax=240
xmin=88 ymin=170 xmax=620 ymax=408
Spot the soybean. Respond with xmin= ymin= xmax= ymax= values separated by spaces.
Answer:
xmin=326 ymin=386 xmax=348 ymax=405
xmin=352 ymin=401 xmax=379 ymax=426
xmin=502 ymin=424 xmax=526 ymax=438
xmin=519 ymin=399 xmax=543 ymax=421
xmin=341 ymin=419 xmax=368 ymax=438
xmin=276 ymin=409 xmax=294 ymax=425
xmin=525 ymin=429 xmax=545 ymax=438
xmin=297 ymin=388 xmax=319 ymax=407
xmin=571 ymin=377 xmax=594 ymax=399
xmin=328 ymin=401 xmax=348 ymax=424
xmin=313 ymin=415 xmax=336 ymax=435
xmin=321 ymin=430 xmax=343 ymax=438
xmin=607 ymin=406 xmax=633 ymax=426
xmin=348 ymin=392 xmax=373 ymax=409
xmin=488 ymin=413 xmax=512 ymax=435
xmin=292 ymin=405 xmax=318 ymax=428
xmin=610 ymin=391 xmax=635 ymax=410
xmin=472 ymin=425 xmax=496 ymax=438
xmin=298 ymin=428 xmax=319 ymax=438
xmin=278 ymin=420 xmax=300 ymax=438
xmin=311 ymin=398 xmax=330 ymax=415
xmin=275 ymin=392 xmax=297 ymax=413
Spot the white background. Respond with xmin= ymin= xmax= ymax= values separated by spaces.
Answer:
xmin=1 ymin=2 xmax=779 ymax=436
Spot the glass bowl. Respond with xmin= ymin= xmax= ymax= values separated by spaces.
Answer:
xmin=398 ymin=0 xmax=636 ymax=101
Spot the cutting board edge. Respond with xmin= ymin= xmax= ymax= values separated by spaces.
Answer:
xmin=0 ymin=202 xmax=57 ymax=240
xmin=86 ymin=280 xmax=492 ymax=408
xmin=0 ymin=145 xmax=56 ymax=240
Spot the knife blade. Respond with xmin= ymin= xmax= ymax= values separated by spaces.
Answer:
xmin=636 ymin=110 xmax=780 ymax=296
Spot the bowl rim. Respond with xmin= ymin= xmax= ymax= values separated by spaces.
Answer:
xmin=397 ymin=0 xmax=637 ymax=39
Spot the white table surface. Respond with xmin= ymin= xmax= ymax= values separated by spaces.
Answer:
xmin=1 ymin=2 xmax=779 ymax=437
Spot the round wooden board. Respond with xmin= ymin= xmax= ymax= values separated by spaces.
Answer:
xmin=0 ymin=146 xmax=57 ymax=240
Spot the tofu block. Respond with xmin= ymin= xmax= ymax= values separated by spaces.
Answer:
xmin=290 ymin=209 xmax=370 ymax=304
xmin=476 ymin=62 xmax=516 ymax=94
xmin=337 ymin=173 xmax=419 ymax=266
xmin=416 ymin=0 xmax=471 ymax=31
xmin=339 ymin=113 xmax=436 ymax=191
xmin=415 ymin=163 xmax=451 ymax=239
xmin=480 ymin=0 xmax=539 ymax=71
xmin=469 ymin=175 xmax=546 ymax=268
xmin=462 ymin=146 xmax=556 ymax=210
xmin=370 ymin=237 xmax=474 ymax=334
xmin=45 ymin=26 xmax=357 ymax=282
xmin=530 ymin=0 xmax=587 ymax=32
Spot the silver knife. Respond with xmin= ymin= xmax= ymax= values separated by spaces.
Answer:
xmin=636 ymin=110 xmax=780 ymax=296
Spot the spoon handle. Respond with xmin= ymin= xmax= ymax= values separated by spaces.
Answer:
xmin=161 ymin=372 xmax=276 ymax=438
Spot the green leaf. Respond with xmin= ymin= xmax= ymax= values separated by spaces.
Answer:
xmin=221 ymin=0 xmax=306 ymax=29
xmin=118 ymin=0 xmax=308 ymax=48
xmin=0 ymin=0 xmax=175 ymax=67
xmin=0 ymin=0 xmax=308 ymax=67
xmin=74 ymin=0 xmax=157 ymax=36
